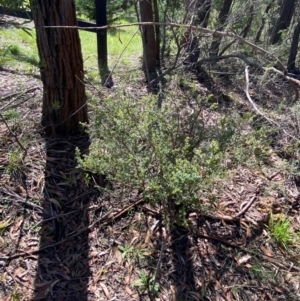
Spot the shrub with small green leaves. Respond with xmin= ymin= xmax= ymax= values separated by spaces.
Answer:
xmin=134 ymin=270 xmax=159 ymax=297
xmin=77 ymin=91 xmax=243 ymax=225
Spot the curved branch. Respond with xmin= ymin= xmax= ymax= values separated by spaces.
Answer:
xmin=196 ymin=53 xmax=260 ymax=68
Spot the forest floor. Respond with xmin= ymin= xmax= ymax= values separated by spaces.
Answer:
xmin=1 ymin=16 xmax=300 ymax=301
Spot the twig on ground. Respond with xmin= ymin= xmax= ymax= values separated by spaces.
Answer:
xmin=142 ymin=205 xmax=160 ymax=216
xmin=0 ymin=86 xmax=40 ymax=110
xmin=233 ymin=195 xmax=256 ymax=219
xmin=35 ymin=210 xmax=80 ymax=226
xmin=0 ymin=113 xmax=27 ymax=155
xmin=246 ymin=249 xmax=300 ymax=272
xmin=245 ymin=66 xmax=297 ymax=139
xmin=10 ymin=93 xmax=36 ymax=109
xmin=196 ymin=232 xmax=241 ymax=248
xmin=2 ymin=186 xmax=43 ymax=212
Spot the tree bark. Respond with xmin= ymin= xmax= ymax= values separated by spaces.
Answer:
xmin=153 ymin=0 xmax=160 ymax=65
xmin=209 ymin=0 xmax=233 ymax=57
xmin=30 ymin=0 xmax=88 ymax=134
xmin=287 ymin=20 xmax=300 ymax=71
xmin=181 ymin=0 xmax=211 ymax=64
xmin=139 ymin=0 xmax=157 ymax=75
xmin=95 ymin=0 xmax=108 ymax=73
xmin=255 ymin=1 xmax=273 ymax=43
xmin=219 ymin=3 xmax=254 ymax=56
xmin=270 ymin=0 xmax=296 ymax=44
xmin=197 ymin=0 xmax=212 ymax=28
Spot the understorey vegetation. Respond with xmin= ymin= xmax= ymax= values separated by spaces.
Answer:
xmin=0 ymin=0 xmax=300 ymax=300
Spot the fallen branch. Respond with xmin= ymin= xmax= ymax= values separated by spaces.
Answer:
xmin=244 ymin=66 xmax=280 ymax=126
xmin=197 ymin=53 xmax=260 ymax=68
xmin=264 ymin=66 xmax=300 ymax=86
xmin=244 ymin=66 xmax=298 ymax=140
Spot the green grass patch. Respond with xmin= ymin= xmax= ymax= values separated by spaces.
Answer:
xmin=6 ymin=150 xmax=24 ymax=175
xmin=0 ymin=26 xmax=39 ymax=71
xmin=0 ymin=20 xmax=142 ymax=78
xmin=2 ymin=109 xmax=20 ymax=121
xmin=250 ymin=263 xmax=276 ymax=282
xmin=269 ymin=213 xmax=299 ymax=250
xmin=79 ymin=20 xmax=142 ymax=77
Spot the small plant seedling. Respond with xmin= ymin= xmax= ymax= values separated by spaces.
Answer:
xmin=0 ymin=218 xmax=12 ymax=233
xmin=51 ymin=100 xmax=62 ymax=110
xmin=118 ymin=245 xmax=134 ymax=259
xmin=118 ymin=244 xmax=146 ymax=261
xmin=251 ymin=263 xmax=275 ymax=282
xmin=133 ymin=270 xmax=159 ymax=297
xmin=10 ymin=286 xmax=21 ymax=301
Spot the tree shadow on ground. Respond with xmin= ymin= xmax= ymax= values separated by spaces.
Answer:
xmin=162 ymin=216 xmax=299 ymax=301
xmin=32 ymin=133 xmax=97 ymax=301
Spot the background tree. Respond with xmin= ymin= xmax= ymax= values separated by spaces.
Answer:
xmin=219 ymin=2 xmax=254 ymax=56
xmin=75 ymin=0 xmax=135 ymax=23
xmin=255 ymin=1 xmax=273 ymax=43
xmin=287 ymin=20 xmax=300 ymax=71
xmin=182 ymin=0 xmax=212 ymax=64
xmin=209 ymin=0 xmax=233 ymax=56
xmin=30 ymin=0 xmax=88 ymax=134
xmin=270 ymin=0 xmax=296 ymax=44
xmin=95 ymin=0 xmax=111 ymax=87
xmin=139 ymin=0 xmax=158 ymax=84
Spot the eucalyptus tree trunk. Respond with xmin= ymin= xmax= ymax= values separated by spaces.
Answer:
xmin=139 ymin=0 xmax=157 ymax=76
xmin=209 ymin=0 xmax=233 ymax=57
xmin=270 ymin=0 xmax=296 ymax=44
xmin=180 ymin=0 xmax=211 ymax=64
xmin=153 ymin=0 xmax=160 ymax=65
xmin=255 ymin=1 xmax=273 ymax=43
xmin=287 ymin=20 xmax=300 ymax=71
xmin=30 ymin=0 xmax=88 ymax=134
xmin=219 ymin=3 xmax=254 ymax=56
xmin=197 ymin=0 xmax=212 ymax=28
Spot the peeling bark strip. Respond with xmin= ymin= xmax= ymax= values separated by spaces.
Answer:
xmin=30 ymin=0 xmax=88 ymax=134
